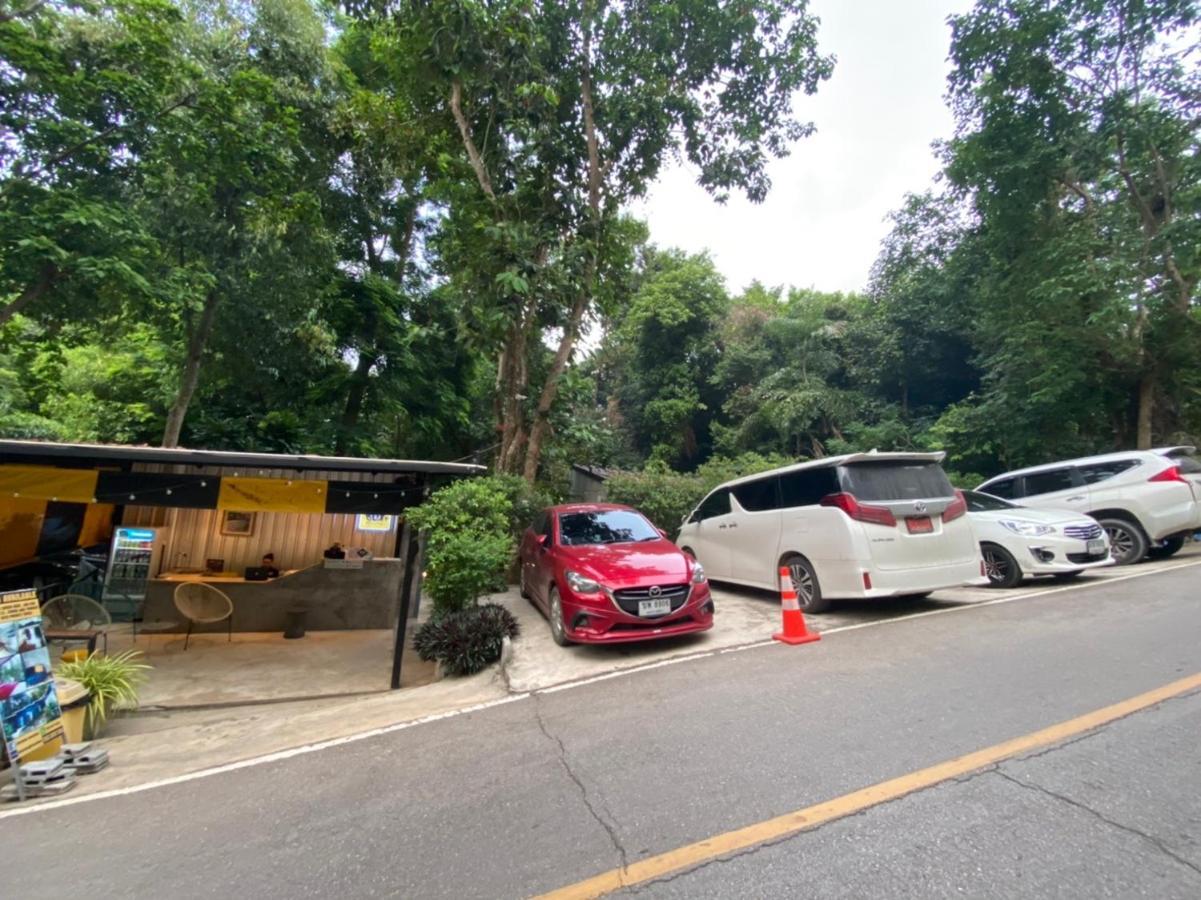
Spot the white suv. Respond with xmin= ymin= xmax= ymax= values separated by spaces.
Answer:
xmin=977 ymin=451 xmax=1201 ymax=566
xmin=676 ymin=452 xmax=986 ymax=613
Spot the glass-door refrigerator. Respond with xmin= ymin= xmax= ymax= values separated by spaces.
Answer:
xmin=102 ymin=526 xmax=167 ymax=605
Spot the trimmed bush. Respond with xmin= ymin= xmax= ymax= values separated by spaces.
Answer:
xmin=606 ymin=453 xmax=792 ymax=535
xmin=413 ymin=603 xmax=521 ymax=677
xmin=407 ymin=477 xmax=516 ymax=617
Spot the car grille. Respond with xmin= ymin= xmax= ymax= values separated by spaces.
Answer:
xmin=1063 ymin=524 xmax=1103 ymax=541
xmin=612 ymin=584 xmax=690 ymax=617
xmin=610 ymin=614 xmax=693 ymax=632
xmin=1067 ymin=551 xmax=1109 ymax=564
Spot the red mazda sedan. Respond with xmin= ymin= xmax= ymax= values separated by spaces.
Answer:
xmin=518 ymin=503 xmax=714 ymax=645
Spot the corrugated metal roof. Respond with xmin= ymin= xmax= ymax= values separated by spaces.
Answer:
xmin=0 ymin=439 xmax=485 ymax=477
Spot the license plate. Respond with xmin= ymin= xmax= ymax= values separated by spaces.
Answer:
xmin=638 ymin=597 xmax=672 ymax=617
xmin=906 ymin=516 xmax=933 ymax=534
xmin=1087 ymin=539 xmax=1107 ymax=555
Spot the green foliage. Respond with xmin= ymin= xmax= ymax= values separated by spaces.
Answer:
xmin=412 ymin=603 xmax=520 ymax=677
xmin=407 ymin=477 xmax=515 ymax=616
xmin=606 ymin=453 xmax=790 ymax=534
xmin=57 ymin=650 xmax=151 ymax=736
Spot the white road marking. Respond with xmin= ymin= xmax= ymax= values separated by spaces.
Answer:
xmin=0 ymin=693 xmax=530 ymax=820
xmin=4 ymin=557 xmax=1198 ymax=818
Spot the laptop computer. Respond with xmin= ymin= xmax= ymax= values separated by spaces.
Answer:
xmin=244 ymin=567 xmax=270 ymax=581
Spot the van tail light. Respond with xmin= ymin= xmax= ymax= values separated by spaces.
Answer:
xmin=1149 ymin=465 xmax=1188 ymax=484
xmin=820 ymin=492 xmax=897 ymax=527
xmin=862 ymin=572 xmax=873 ymax=590
xmin=942 ymin=489 xmax=968 ymax=523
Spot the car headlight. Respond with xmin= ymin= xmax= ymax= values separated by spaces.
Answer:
xmin=566 ymin=570 xmax=603 ymax=593
xmin=690 ymin=560 xmax=706 ymax=584
xmin=999 ymin=520 xmax=1056 ymax=537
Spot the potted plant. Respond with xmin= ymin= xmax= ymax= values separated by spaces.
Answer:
xmin=56 ymin=650 xmax=151 ymax=739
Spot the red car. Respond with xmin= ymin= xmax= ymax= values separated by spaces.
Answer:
xmin=519 ymin=503 xmax=714 ymax=645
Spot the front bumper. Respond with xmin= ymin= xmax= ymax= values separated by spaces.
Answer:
xmin=560 ymin=581 xmax=714 ymax=644
xmin=1019 ymin=536 xmax=1114 ymax=574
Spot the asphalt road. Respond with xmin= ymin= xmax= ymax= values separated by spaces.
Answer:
xmin=8 ymin=560 xmax=1201 ymax=899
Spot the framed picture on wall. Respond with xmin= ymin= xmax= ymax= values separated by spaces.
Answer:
xmin=220 ymin=511 xmax=256 ymax=537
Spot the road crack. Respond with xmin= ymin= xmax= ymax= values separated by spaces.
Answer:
xmin=993 ymin=769 xmax=1201 ymax=879
xmin=533 ymin=696 xmax=630 ymax=874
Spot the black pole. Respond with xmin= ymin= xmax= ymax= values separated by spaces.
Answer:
xmin=390 ymin=517 xmax=422 ymax=690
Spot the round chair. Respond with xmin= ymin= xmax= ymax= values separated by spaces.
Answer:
xmin=173 ymin=583 xmax=234 ymax=650
xmin=41 ymin=594 xmax=113 ymax=655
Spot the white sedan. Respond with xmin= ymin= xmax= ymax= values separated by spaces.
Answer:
xmin=965 ymin=490 xmax=1114 ymax=588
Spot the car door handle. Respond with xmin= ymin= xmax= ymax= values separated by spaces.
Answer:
xmin=1066 ymin=495 xmax=1086 ymax=501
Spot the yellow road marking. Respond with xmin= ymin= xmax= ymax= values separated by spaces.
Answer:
xmin=534 ymin=671 xmax=1201 ymax=899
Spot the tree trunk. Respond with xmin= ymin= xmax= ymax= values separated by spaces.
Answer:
xmin=522 ymin=293 xmax=589 ymax=482
xmin=495 ymin=311 xmax=532 ymax=473
xmin=1136 ymin=372 xmax=1154 ymax=450
xmin=0 ymin=265 xmax=56 ymax=327
xmin=518 ymin=30 xmax=605 ymax=484
xmin=335 ymin=351 xmax=377 ymax=456
xmin=162 ymin=290 xmax=220 ymax=448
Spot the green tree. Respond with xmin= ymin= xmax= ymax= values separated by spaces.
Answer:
xmin=361 ymin=0 xmax=835 ymax=481
xmin=946 ymin=0 xmax=1201 ymax=450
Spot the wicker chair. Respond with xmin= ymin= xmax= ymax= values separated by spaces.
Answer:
xmin=173 ymin=582 xmax=234 ymax=650
xmin=41 ymin=594 xmax=113 ymax=654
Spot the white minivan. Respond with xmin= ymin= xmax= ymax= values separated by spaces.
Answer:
xmin=677 ymin=452 xmax=986 ymax=612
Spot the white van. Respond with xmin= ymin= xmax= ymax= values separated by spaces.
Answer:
xmin=676 ymin=452 xmax=986 ymax=612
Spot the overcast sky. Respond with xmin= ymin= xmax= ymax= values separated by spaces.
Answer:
xmin=630 ymin=0 xmax=976 ymax=297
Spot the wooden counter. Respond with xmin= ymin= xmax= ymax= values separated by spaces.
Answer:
xmin=143 ymin=560 xmax=406 ymax=632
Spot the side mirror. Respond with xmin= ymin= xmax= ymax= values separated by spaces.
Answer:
xmin=536 ymin=534 xmax=548 ymax=547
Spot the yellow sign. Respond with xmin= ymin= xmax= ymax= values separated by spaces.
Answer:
xmin=355 ymin=514 xmax=395 ymax=533
xmin=0 ymin=464 xmax=99 ymax=504
xmin=217 ymin=477 xmax=328 ymax=514
xmin=1 ymin=589 xmax=65 ymax=766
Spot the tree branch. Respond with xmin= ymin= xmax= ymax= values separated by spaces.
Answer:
xmin=449 ymin=79 xmax=497 ymax=203
xmin=0 ymin=264 xmax=56 ymax=327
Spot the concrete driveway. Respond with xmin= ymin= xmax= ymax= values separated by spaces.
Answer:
xmin=497 ymin=547 xmax=1198 ymax=693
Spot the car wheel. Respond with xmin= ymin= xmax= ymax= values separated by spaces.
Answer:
xmin=519 ymin=564 xmax=531 ymax=600
xmin=1148 ymin=535 xmax=1186 ymax=560
xmin=981 ymin=543 xmax=1022 ymax=588
xmin=547 ymin=587 xmax=571 ymax=647
xmin=1099 ymin=517 xmax=1148 ymax=565
xmin=782 ymin=554 xmax=829 ymax=613
xmin=1051 ymin=571 xmax=1083 ymax=582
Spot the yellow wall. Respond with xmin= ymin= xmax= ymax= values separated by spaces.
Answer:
xmin=0 ymin=497 xmax=47 ymax=568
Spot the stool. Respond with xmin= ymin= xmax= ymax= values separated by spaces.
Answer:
xmin=283 ymin=607 xmax=307 ymax=640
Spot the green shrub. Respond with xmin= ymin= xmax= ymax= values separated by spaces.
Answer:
xmin=413 ymin=603 xmax=520 ymax=677
xmin=606 ymin=453 xmax=793 ymax=535
xmin=606 ymin=468 xmax=705 ymax=534
xmin=407 ymin=477 xmax=516 ymax=617
xmin=487 ymin=473 xmax=555 ymax=542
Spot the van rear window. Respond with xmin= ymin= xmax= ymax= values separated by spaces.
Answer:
xmin=838 ymin=461 xmax=953 ymax=501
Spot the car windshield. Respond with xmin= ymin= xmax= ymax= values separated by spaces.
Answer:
xmin=964 ymin=490 xmax=1016 ymax=512
xmin=838 ymin=461 xmax=954 ymax=501
xmin=559 ymin=510 xmax=659 ymax=546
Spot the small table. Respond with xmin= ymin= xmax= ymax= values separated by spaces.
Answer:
xmin=45 ymin=628 xmax=104 ymax=655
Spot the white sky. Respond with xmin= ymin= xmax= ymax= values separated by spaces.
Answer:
xmin=630 ymin=0 xmax=976 ymax=297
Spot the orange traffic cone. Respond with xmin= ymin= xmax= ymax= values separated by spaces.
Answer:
xmin=773 ymin=565 xmax=821 ymax=645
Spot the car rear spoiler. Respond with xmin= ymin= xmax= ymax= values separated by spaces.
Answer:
xmin=836 ymin=450 xmax=947 ymax=465
xmin=1153 ymin=445 xmax=1197 ymax=456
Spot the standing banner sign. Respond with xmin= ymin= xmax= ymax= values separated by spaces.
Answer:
xmin=0 ymin=589 xmax=65 ymax=777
